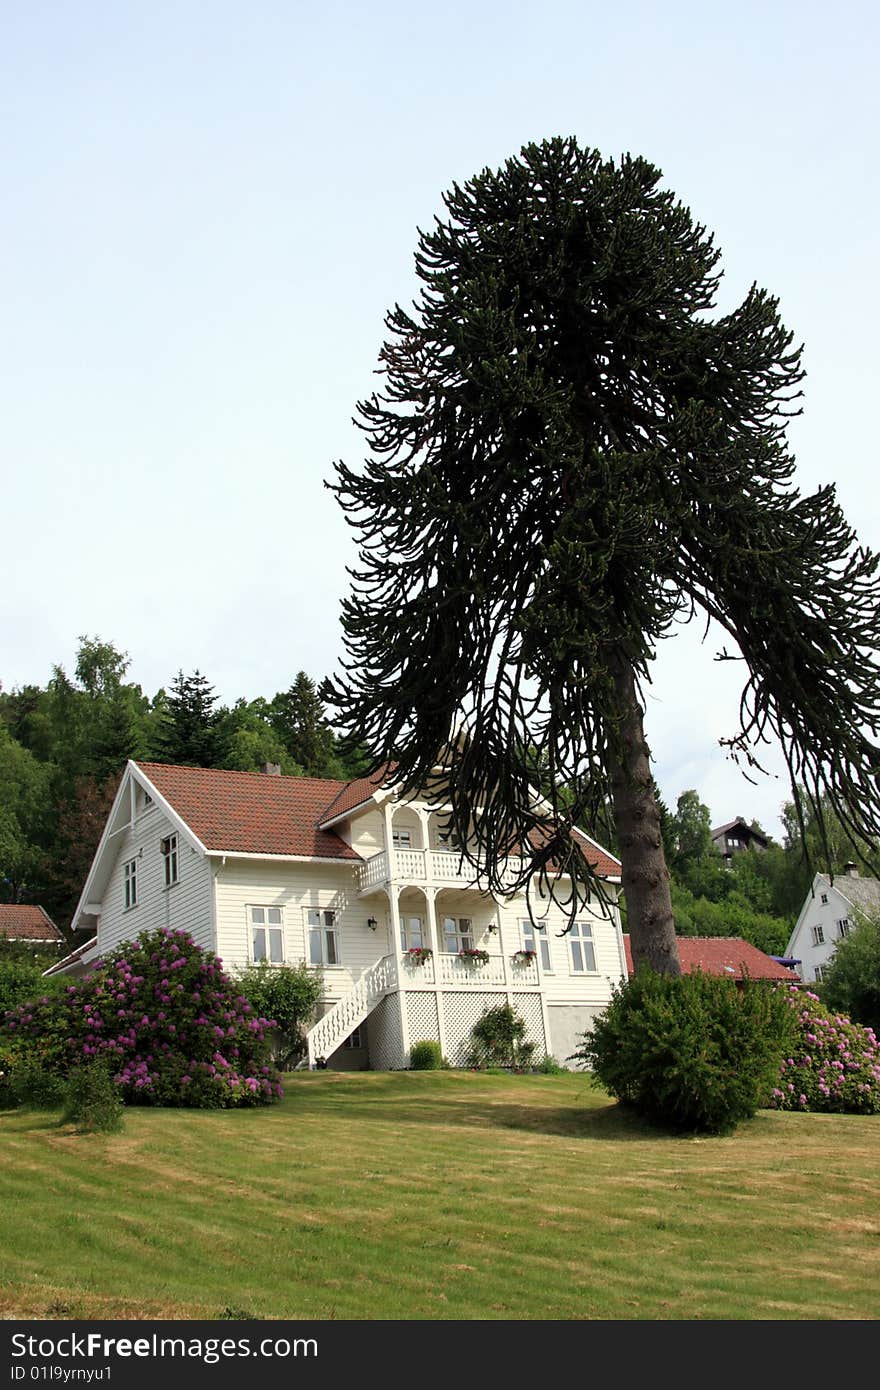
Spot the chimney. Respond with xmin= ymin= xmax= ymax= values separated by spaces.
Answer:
xmin=843 ymin=861 xmax=859 ymax=878
xmin=261 ymin=763 xmax=282 ymax=776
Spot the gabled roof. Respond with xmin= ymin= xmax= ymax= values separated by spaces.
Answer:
xmin=622 ymin=935 xmax=799 ymax=981
xmin=319 ymin=763 xmax=397 ymax=826
xmin=818 ymin=872 xmax=880 ymax=917
xmin=43 ymin=935 xmax=100 ymax=977
xmin=135 ymin=763 xmax=362 ymax=860
xmin=0 ymin=904 xmax=63 ymax=941
xmin=711 ymin=817 xmax=769 ymax=846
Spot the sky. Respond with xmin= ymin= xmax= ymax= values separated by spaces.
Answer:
xmin=2 ymin=1 xmax=878 ymax=838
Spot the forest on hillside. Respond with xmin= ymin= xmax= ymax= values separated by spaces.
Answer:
xmin=1 ymin=636 xmax=868 ymax=945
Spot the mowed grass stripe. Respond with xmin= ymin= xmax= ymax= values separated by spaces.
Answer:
xmin=1 ymin=1071 xmax=877 ymax=1320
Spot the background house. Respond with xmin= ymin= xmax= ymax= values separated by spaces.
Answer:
xmin=622 ymin=935 xmax=798 ymax=983
xmin=55 ymin=759 xmax=628 ymax=1070
xmin=785 ymin=866 xmax=880 ymax=983
xmin=711 ymin=817 xmax=770 ymax=864
xmin=0 ymin=903 xmax=63 ymax=945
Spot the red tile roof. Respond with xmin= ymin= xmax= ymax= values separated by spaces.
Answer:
xmin=0 ymin=904 xmax=63 ymax=941
xmin=136 ymin=763 xmax=362 ymax=859
xmin=623 ymin=935 xmax=799 ymax=981
xmin=319 ymin=763 xmax=396 ymax=824
xmin=570 ymin=828 xmax=621 ymax=878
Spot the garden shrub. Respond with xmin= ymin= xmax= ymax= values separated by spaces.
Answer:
xmin=0 ymin=956 xmax=61 ymax=1014
xmin=469 ymin=1003 xmax=535 ymax=1070
xmin=573 ymin=969 xmax=796 ymax=1135
xmin=409 ymin=1039 xmax=443 ymax=1070
xmin=62 ymin=1060 xmax=125 ymax=1133
xmin=9 ymin=1059 xmax=68 ymax=1110
xmin=536 ymin=1053 xmax=565 ymax=1075
xmin=768 ymin=985 xmax=880 ymax=1114
xmin=236 ymin=961 xmax=322 ymax=1069
xmin=2 ymin=927 xmax=282 ymax=1108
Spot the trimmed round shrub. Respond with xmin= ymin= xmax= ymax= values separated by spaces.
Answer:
xmin=410 ymin=1039 xmax=443 ymax=1070
xmin=469 ymin=1003 xmax=535 ymax=1070
xmin=574 ymin=969 xmax=796 ymax=1134
xmin=2 ymin=927 xmax=282 ymax=1108
xmin=768 ymin=985 xmax=880 ymax=1114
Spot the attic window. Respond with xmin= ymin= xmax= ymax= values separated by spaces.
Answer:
xmin=161 ymin=834 xmax=179 ymax=887
xmin=820 ymin=893 xmax=828 ymax=905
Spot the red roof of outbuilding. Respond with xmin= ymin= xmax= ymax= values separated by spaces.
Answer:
xmin=622 ymin=935 xmax=799 ymax=981
xmin=136 ymin=763 xmax=361 ymax=860
xmin=0 ymin=904 xmax=63 ymax=941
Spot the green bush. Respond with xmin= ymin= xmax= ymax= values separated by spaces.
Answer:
xmin=409 ymin=1039 xmax=443 ymax=1070
xmin=573 ymin=969 xmax=796 ymax=1134
xmin=236 ymin=961 xmax=323 ymax=1069
xmin=536 ymin=1053 xmax=566 ymax=1074
xmin=62 ymin=1060 xmax=124 ymax=1133
xmin=9 ymin=1060 xmax=68 ymax=1110
xmin=821 ymin=914 xmax=880 ymax=1034
xmin=0 ymin=957 xmax=61 ymax=1014
xmin=469 ymin=1003 xmax=535 ymax=1070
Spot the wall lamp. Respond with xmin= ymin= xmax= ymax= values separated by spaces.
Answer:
xmin=367 ymin=917 xmax=378 ymax=932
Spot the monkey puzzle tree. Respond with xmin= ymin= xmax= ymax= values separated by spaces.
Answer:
xmin=326 ymin=138 xmax=880 ymax=974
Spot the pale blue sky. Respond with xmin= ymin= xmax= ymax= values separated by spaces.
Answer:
xmin=2 ymin=1 xmax=878 ymax=834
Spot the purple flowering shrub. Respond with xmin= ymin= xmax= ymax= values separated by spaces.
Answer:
xmin=3 ymin=927 xmax=282 ymax=1108
xmin=768 ymin=986 xmax=880 ymax=1114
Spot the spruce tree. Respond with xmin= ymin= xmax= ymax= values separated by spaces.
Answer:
xmin=157 ymin=670 xmax=224 ymax=768
xmin=271 ymin=673 xmax=336 ymax=776
xmin=326 ymin=138 xmax=880 ymax=974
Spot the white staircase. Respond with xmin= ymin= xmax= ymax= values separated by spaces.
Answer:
xmin=306 ymin=954 xmax=397 ymax=1066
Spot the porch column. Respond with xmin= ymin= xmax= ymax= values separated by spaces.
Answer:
xmin=416 ymin=806 xmax=433 ymax=885
xmin=386 ymin=884 xmax=410 ymax=1065
xmin=424 ymin=887 xmax=448 ymax=1061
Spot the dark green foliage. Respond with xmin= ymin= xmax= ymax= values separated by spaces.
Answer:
xmin=62 ymin=1059 xmax=125 ymax=1133
xmin=270 ymin=673 xmax=341 ymax=777
xmin=409 ymin=1039 xmax=443 ymax=1070
xmin=536 ymin=1053 xmax=566 ymax=1074
xmin=156 ymin=670 xmax=226 ymax=768
xmin=0 ymin=955 xmax=61 ymax=1014
xmin=821 ymin=914 xmax=880 ymax=1034
xmin=325 ymin=135 xmax=880 ymax=953
xmin=236 ymin=962 xmax=323 ymax=1069
xmin=573 ymin=970 xmax=796 ymax=1134
xmin=469 ymin=1003 xmax=535 ymax=1070
xmin=9 ymin=1060 xmax=68 ymax=1110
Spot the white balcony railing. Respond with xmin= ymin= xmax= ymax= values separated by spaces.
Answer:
xmin=436 ymin=952 xmax=508 ymax=987
xmin=357 ymin=848 xmax=527 ymax=893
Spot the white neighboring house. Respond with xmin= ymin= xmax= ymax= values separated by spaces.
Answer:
xmin=49 ymin=759 xmax=627 ymax=1070
xmin=785 ymin=865 xmax=880 ymax=984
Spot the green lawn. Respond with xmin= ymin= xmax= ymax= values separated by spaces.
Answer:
xmin=1 ymin=1071 xmax=878 ymax=1320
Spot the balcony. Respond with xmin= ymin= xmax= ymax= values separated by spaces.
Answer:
xmin=357 ymin=847 xmax=525 ymax=895
xmin=397 ymin=951 xmax=540 ymax=989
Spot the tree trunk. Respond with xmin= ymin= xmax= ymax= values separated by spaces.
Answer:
xmin=606 ymin=649 xmax=681 ymax=976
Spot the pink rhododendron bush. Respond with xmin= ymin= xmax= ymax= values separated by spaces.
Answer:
xmin=769 ymin=985 xmax=880 ymax=1114
xmin=3 ymin=928 xmax=282 ymax=1108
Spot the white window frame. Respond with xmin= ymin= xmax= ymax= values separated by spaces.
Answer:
xmin=124 ymin=858 xmax=138 ymax=910
xmin=161 ymin=833 xmax=179 ymax=888
xmin=443 ymin=916 xmax=474 ymax=953
xmin=820 ymin=893 xmax=829 ymax=905
xmin=569 ymin=921 xmax=597 ymax=974
xmin=308 ymin=908 xmax=341 ymax=967
xmin=250 ymin=906 xmax=285 ymax=964
xmin=814 ymin=965 xmax=826 ymax=982
xmin=812 ymin=924 xmax=825 ymax=946
xmin=400 ymin=916 xmax=424 ymax=951
xmin=391 ymin=828 xmax=413 ymax=849
xmin=344 ymin=1027 xmax=364 ymax=1049
xmin=836 ymin=918 xmax=851 ymax=939
xmin=521 ymin=919 xmax=552 ymax=972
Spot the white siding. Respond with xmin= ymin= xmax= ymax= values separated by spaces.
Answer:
xmin=214 ymin=858 xmax=389 ymax=999
xmin=96 ymin=805 xmax=214 ymax=956
xmin=788 ymin=878 xmax=855 ymax=983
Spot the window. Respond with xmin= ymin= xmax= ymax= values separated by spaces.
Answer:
xmin=521 ymin=920 xmax=552 ymax=972
xmin=443 ymin=916 xmax=473 ymax=953
xmin=811 ymin=925 xmax=825 ymax=946
xmin=569 ymin=921 xmax=597 ymax=973
xmin=161 ymin=834 xmax=179 ymax=887
xmin=251 ymin=906 xmax=284 ymax=963
xmin=400 ymin=916 xmax=424 ymax=951
xmin=820 ymin=893 xmax=828 ymax=905
xmin=391 ymin=828 xmax=413 ymax=849
xmin=308 ymin=908 xmax=340 ymax=966
xmin=814 ymin=965 xmax=826 ymax=982
xmin=124 ymin=859 xmax=137 ymax=910
xmin=837 ymin=918 xmax=851 ymax=939
xmin=344 ymin=1027 xmax=364 ymax=1049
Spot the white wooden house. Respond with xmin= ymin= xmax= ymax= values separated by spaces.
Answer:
xmin=785 ymin=866 xmax=880 ymax=984
xmin=52 ymin=759 xmax=626 ymax=1069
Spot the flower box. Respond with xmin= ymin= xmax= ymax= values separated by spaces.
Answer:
xmin=458 ymin=948 xmax=490 ymax=966
xmin=404 ymin=947 xmax=433 ymax=966
xmin=512 ymin=949 xmax=537 ymax=965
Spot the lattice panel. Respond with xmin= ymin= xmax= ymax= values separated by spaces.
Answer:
xmin=440 ymin=992 xmax=501 ymax=1066
xmin=405 ymin=992 xmax=440 ymax=1048
xmin=512 ymin=993 xmax=547 ymax=1057
xmin=367 ymin=995 xmax=406 ymax=1071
